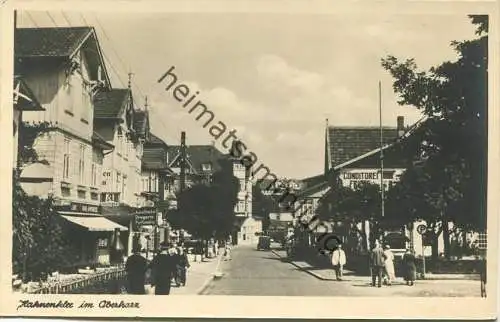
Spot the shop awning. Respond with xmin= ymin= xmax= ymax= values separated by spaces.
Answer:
xmin=61 ymin=215 xmax=128 ymax=232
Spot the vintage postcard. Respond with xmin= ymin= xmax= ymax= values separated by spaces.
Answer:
xmin=0 ymin=0 xmax=498 ymax=319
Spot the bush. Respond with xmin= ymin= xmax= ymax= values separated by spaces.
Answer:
xmin=12 ymin=170 xmax=78 ymax=281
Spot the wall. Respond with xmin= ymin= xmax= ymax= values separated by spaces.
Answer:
xmin=22 ymin=52 xmax=94 ymax=141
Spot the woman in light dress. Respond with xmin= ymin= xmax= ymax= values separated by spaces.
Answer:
xmin=383 ymin=245 xmax=396 ymax=285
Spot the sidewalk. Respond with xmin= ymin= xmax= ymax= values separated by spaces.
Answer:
xmin=272 ymin=249 xmax=480 ymax=282
xmin=146 ymin=252 xmax=224 ymax=295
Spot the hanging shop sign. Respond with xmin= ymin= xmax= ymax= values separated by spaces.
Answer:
xmin=55 ymin=201 xmax=101 ymax=214
xmin=134 ymin=207 xmax=157 ymax=226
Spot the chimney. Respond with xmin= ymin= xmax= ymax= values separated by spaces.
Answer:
xmin=397 ymin=116 xmax=405 ymax=137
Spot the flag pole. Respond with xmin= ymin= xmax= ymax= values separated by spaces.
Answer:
xmin=379 ymin=81 xmax=385 ymax=220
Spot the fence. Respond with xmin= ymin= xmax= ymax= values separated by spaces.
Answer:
xmin=30 ymin=267 xmax=126 ymax=294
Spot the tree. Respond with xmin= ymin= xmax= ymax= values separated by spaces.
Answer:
xmin=317 ymin=176 xmax=382 ymax=252
xmin=12 ymin=170 xmax=78 ymax=281
xmin=169 ymin=157 xmax=239 ymax=241
xmin=252 ymin=184 xmax=277 ymax=232
xmin=18 ymin=122 xmax=51 ymax=165
xmin=382 ymin=16 xmax=488 ymax=257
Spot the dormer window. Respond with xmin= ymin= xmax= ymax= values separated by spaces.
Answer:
xmin=202 ymin=163 xmax=212 ymax=172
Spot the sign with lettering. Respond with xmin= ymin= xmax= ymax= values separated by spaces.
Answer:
xmin=134 ymin=207 xmax=157 ymax=226
xmin=70 ymin=202 xmax=100 ymax=214
xmin=340 ymin=168 xmax=404 ymax=190
xmin=55 ymin=202 xmax=100 ymax=214
xmin=342 ymin=171 xmax=380 ymax=180
xmin=135 ymin=213 xmax=156 ymax=226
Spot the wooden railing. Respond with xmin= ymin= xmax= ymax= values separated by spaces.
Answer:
xmin=29 ymin=267 xmax=126 ymax=294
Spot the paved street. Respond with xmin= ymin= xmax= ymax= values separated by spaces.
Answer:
xmin=200 ymin=245 xmax=481 ymax=297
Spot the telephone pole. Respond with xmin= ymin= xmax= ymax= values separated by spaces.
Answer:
xmin=180 ymin=131 xmax=187 ymax=192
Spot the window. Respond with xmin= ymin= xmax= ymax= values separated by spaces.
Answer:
xmin=78 ymin=144 xmax=85 ymax=184
xmin=116 ymin=173 xmax=121 ymax=193
xmin=91 ymin=163 xmax=97 ymax=187
xmin=122 ymin=175 xmax=127 ymax=196
xmin=81 ymin=79 xmax=90 ymax=121
xmin=117 ymin=128 xmax=123 ymax=155
xmin=63 ymin=138 xmax=71 ymax=179
xmin=61 ymin=187 xmax=70 ymax=197
xmin=202 ymin=163 xmax=212 ymax=172
xmin=124 ymin=136 xmax=129 ymax=159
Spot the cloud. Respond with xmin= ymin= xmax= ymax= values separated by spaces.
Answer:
xmin=257 ymin=54 xmax=325 ymax=95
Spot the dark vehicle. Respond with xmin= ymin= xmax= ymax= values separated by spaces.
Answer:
xmin=257 ymin=236 xmax=271 ymax=250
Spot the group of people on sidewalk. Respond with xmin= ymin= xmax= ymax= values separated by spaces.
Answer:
xmin=124 ymin=243 xmax=190 ymax=295
xmin=330 ymin=240 xmax=417 ymax=287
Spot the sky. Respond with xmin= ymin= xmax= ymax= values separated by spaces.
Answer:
xmin=17 ymin=11 xmax=478 ymax=179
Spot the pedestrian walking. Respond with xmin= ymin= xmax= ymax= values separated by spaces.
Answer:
xmin=170 ymin=246 xmax=180 ymax=286
xmin=224 ymin=243 xmax=232 ymax=261
xmin=402 ymin=249 xmax=417 ymax=286
xmin=125 ymin=246 xmax=148 ymax=294
xmin=369 ymin=240 xmax=385 ymax=287
xmin=150 ymin=244 xmax=176 ymax=295
xmin=383 ymin=245 xmax=396 ymax=285
xmin=175 ymin=247 xmax=190 ymax=287
xmin=331 ymin=244 xmax=347 ymax=281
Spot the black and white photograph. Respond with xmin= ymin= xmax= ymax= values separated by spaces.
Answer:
xmin=1 ymin=0 xmax=498 ymax=319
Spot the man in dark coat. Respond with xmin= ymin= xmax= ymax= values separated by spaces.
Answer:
xmin=150 ymin=244 xmax=177 ymax=295
xmin=125 ymin=246 xmax=148 ymax=294
xmin=369 ymin=240 xmax=385 ymax=288
xmin=175 ymin=247 xmax=190 ymax=287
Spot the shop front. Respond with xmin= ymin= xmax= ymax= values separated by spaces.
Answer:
xmin=55 ymin=201 xmax=128 ymax=267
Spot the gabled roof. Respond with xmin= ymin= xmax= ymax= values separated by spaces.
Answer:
xmin=331 ymin=116 xmax=428 ymax=171
xmin=93 ymin=89 xmax=130 ymax=119
xmin=142 ymin=147 xmax=169 ymax=171
xmin=133 ymin=110 xmax=150 ymax=138
xmin=327 ymin=126 xmax=399 ymax=168
xmin=15 ymin=27 xmax=91 ymax=57
xmin=167 ymin=145 xmax=225 ymax=174
xmin=15 ymin=27 xmax=111 ymax=87
xmin=299 ymin=174 xmax=325 ymax=190
xmin=142 ymin=133 xmax=170 ymax=171
xmin=146 ymin=133 xmax=168 ymax=146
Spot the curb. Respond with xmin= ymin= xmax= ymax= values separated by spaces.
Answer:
xmin=271 ymin=250 xmax=334 ymax=281
xmin=271 ymin=250 xmax=479 ymax=282
xmin=195 ymin=252 xmax=225 ymax=295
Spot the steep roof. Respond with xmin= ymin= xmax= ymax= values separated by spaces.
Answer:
xmin=167 ymin=145 xmax=225 ymax=174
xmin=328 ymin=127 xmax=399 ymax=168
xmin=146 ymin=133 xmax=168 ymax=146
xmin=142 ymin=133 xmax=169 ymax=170
xmin=14 ymin=27 xmax=111 ymax=87
xmin=93 ymin=89 xmax=130 ymax=119
xmin=133 ymin=110 xmax=149 ymax=138
xmin=299 ymin=174 xmax=326 ymax=190
xmin=15 ymin=27 xmax=92 ymax=57
xmin=142 ymin=147 xmax=168 ymax=170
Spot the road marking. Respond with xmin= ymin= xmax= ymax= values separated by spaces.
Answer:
xmin=196 ymin=251 xmax=225 ymax=295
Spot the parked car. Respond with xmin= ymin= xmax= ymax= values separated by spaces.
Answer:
xmin=257 ymin=236 xmax=271 ymax=250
